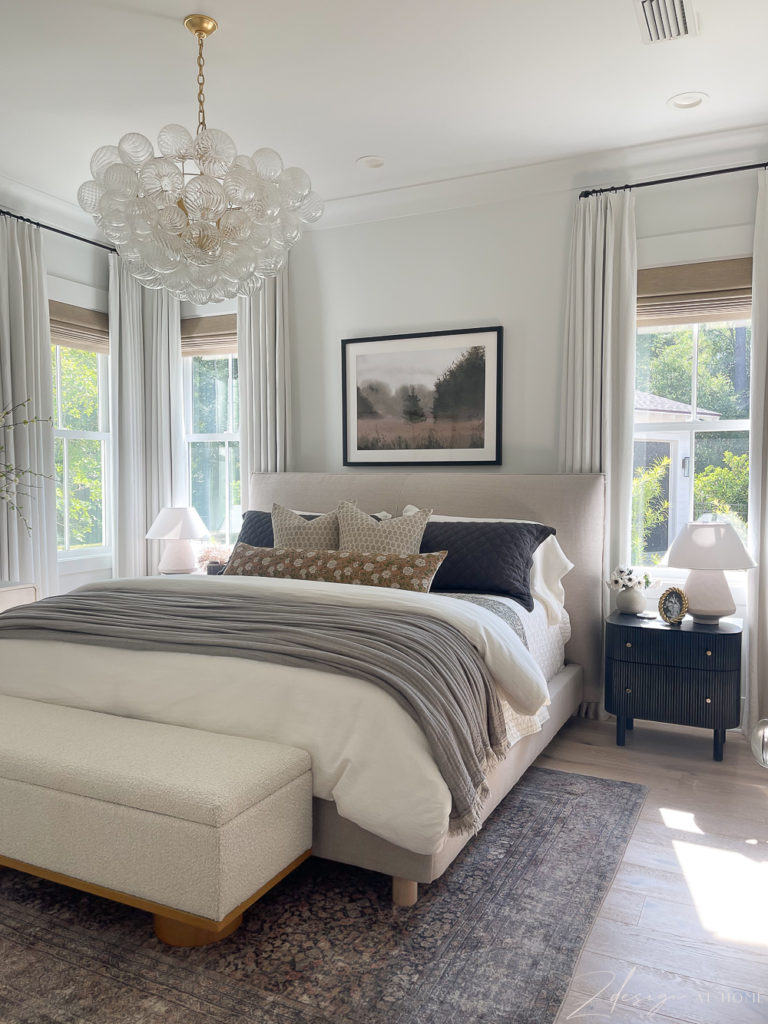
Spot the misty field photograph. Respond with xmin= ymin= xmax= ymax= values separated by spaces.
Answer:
xmin=342 ymin=328 xmax=502 ymax=465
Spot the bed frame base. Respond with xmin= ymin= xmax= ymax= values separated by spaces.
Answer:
xmin=392 ymin=877 xmax=418 ymax=907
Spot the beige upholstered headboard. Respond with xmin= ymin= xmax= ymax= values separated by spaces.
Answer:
xmin=249 ymin=471 xmax=605 ymax=700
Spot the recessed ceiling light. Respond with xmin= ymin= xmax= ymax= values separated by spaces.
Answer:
xmin=667 ymin=91 xmax=708 ymax=109
xmin=355 ymin=155 xmax=385 ymax=169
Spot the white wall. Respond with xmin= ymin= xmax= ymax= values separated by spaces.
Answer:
xmin=288 ymin=133 xmax=762 ymax=474
xmin=290 ymin=190 xmax=574 ymax=472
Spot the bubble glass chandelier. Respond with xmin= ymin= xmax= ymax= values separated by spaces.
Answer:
xmin=78 ymin=14 xmax=323 ymax=304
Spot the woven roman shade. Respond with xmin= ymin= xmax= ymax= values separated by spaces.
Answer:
xmin=637 ymin=257 xmax=752 ymax=326
xmin=49 ymin=300 xmax=109 ymax=353
xmin=180 ymin=313 xmax=237 ymax=356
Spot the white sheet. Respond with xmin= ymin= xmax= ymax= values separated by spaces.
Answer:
xmin=0 ymin=574 xmax=550 ymax=856
xmin=484 ymin=595 xmax=571 ymax=682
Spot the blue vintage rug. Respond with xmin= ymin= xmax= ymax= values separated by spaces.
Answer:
xmin=0 ymin=767 xmax=646 ymax=1023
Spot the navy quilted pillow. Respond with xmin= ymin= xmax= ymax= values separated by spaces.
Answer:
xmin=236 ymin=509 xmax=326 ymax=548
xmin=420 ymin=520 xmax=555 ymax=611
xmin=236 ymin=510 xmax=277 ymax=547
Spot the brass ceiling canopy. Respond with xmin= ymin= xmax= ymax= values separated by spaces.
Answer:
xmin=184 ymin=14 xmax=218 ymax=39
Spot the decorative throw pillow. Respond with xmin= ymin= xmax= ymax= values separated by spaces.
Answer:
xmin=222 ymin=543 xmax=447 ymax=592
xmin=401 ymin=505 xmax=572 ymax=623
xmin=271 ymin=503 xmax=340 ymax=548
xmin=337 ymin=501 xmax=432 ymax=555
xmin=233 ymin=510 xmax=274 ymax=548
xmin=232 ymin=506 xmax=391 ymax=551
xmin=417 ymin=520 xmax=555 ymax=611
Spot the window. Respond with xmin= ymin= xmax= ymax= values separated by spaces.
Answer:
xmin=50 ymin=302 xmax=110 ymax=556
xmin=182 ymin=315 xmax=240 ymax=547
xmin=632 ymin=260 xmax=751 ymax=565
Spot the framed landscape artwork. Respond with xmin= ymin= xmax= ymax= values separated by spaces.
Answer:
xmin=342 ymin=326 xmax=502 ymax=466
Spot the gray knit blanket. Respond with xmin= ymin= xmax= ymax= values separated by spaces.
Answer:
xmin=0 ymin=588 xmax=510 ymax=836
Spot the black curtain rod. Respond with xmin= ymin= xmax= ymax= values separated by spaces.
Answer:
xmin=579 ymin=159 xmax=768 ymax=199
xmin=0 ymin=208 xmax=116 ymax=253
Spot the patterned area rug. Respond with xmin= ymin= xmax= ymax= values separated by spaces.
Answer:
xmin=0 ymin=767 xmax=646 ymax=1024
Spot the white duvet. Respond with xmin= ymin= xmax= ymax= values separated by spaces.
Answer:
xmin=0 ymin=574 xmax=550 ymax=855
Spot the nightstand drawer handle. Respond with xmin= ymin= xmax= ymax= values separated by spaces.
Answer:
xmin=625 ymin=642 xmax=632 ymax=648
xmin=706 ymin=650 xmax=712 ymax=657
xmin=705 ymin=698 xmax=712 ymax=704
xmin=625 ymin=688 xmax=632 ymax=694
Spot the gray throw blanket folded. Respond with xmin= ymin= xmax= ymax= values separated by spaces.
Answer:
xmin=0 ymin=588 xmax=510 ymax=836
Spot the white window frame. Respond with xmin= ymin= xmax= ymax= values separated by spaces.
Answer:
xmin=52 ymin=342 xmax=112 ymax=565
xmin=183 ymin=352 xmax=240 ymax=546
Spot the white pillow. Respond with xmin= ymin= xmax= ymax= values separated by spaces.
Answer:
xmin=401 ymin=505 xmax=573 ymax=624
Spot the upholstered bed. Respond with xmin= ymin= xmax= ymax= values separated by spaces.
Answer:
xmin=245 ymin=471 xmax=605 ymax=895
xmin=0 ymin=470 xmax=604 ymax=903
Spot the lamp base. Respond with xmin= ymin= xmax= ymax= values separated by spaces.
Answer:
xmin=158 ymin=539 xmax=198 ymax=575
xmin=683 ymin=568 xmax=736 ymax=625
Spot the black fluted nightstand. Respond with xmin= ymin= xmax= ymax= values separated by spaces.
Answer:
xmin=605 ymin=612 xmax=742 ymax=761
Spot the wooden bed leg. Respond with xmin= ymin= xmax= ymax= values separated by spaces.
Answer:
xmin=153 ymin=912 xmax=243 ymax=947
xmin=392 ymin=878 xmax=418 ymax=907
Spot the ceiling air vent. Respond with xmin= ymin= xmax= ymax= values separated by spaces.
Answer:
xmin=633 ymin=0 xmax=699 ymax=43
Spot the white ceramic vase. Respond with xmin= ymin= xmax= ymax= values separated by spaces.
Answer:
xmin=615 ymin=587 xmax=646 ymax=615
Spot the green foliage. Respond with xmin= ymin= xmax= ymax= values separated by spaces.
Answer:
xmin=634 ymin=322 xmax=752 ymax=563
xmin=636 ymin=323 xmax=750 ymax=418
xmin=0 ymin=400 xmax=51 ymax=532
xmin=631 ymin=456 xmax=670 ymax=565
xmin=432 ymin=347 xmax=485 ymax=421
xmin=693 ymin=450 xmax=749 ymax=536
xmin=188 ymin=356 xmax=241 ymax=543
xmin=52 ymin=346 xmax=104 ymax=549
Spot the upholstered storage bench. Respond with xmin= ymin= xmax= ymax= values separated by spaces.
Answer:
xmin=0 ymin=695 xmax=312 ymax=946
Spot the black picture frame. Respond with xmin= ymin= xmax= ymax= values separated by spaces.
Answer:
xmin=341 ymin=326 xmax=503 ymax=467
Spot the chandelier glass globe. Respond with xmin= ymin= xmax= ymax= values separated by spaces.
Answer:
xmin=77 ymin=16 xmax=323 ymax=304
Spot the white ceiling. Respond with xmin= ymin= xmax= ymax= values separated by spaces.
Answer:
xmin=3 ymin=0 xmax=768 ymax=216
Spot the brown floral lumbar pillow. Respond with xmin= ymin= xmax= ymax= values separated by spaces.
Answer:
xmin=223 ymin=543 xmax=447 ymax=592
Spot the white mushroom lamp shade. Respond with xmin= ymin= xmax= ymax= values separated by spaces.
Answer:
xmin=666 ymin=522 xmax=756 ymax=624
xmin=146 ymin=506 xmax=208 ymax=574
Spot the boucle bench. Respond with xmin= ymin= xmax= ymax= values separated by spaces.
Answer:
xmin=0 ymin=695 xmax=312 ymax=946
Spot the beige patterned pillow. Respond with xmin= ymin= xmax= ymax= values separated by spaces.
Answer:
xmin=337 ymin=501 xmax=432 ymax=555
xmin=271 ymin=503 xmax=340 ymax=548
xmin=222 ymin=543 xmax=446 ymax=592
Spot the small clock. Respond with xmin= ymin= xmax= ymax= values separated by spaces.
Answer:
xmin=659 ymin=586 xmax=688 ymax=624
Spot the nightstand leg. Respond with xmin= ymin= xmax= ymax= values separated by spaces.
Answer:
xmin=714 ymin=729 xmax=725 ymax=761
xmin=626 ymin=717 xmax=634 ymax=731
xmin=616 ymin=717 xmax=626 ymax=747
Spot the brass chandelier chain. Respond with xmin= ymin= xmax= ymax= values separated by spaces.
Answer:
xmin=183 ymin=14 xmax=218 ymax=135
xmin=196 ymin=32 xmax=207 ymax=134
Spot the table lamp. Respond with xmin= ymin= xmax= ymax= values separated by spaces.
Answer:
xmin=145 ymin=507 xmax=208 ymax=574
xmin=666 ymin=521 xmax=755 ymax=624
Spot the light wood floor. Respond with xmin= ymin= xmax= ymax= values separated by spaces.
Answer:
xmin=536 ymin=718 xmax=768 ymax=1024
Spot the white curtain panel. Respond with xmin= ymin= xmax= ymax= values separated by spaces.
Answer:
xmin=237 ymin=267 xmax=291 ymax=480
xmin=560 ymin=191 xmax=638 ymax=710
xmin=109 ymin=256 xmax=185 ymax=577
xmin=747 ymin=170 xmax=768 ymax=730
xmin=0 ymin=218 xmax=57 ymax=595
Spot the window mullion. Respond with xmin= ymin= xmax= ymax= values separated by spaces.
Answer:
xmin=55 ymin=346 xmax=63 ymax=430
xmin=62 ymin=437 xmax=70 ymax=552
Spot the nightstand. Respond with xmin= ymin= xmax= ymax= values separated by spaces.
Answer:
xmin=605 ymin=612 xmax=742 ymax=761
xmin=0 ymin=582 xmax=38 ymax=614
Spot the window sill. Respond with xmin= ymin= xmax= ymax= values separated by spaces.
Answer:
xmin=57 ymin=552 xmax=113 ymax=575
